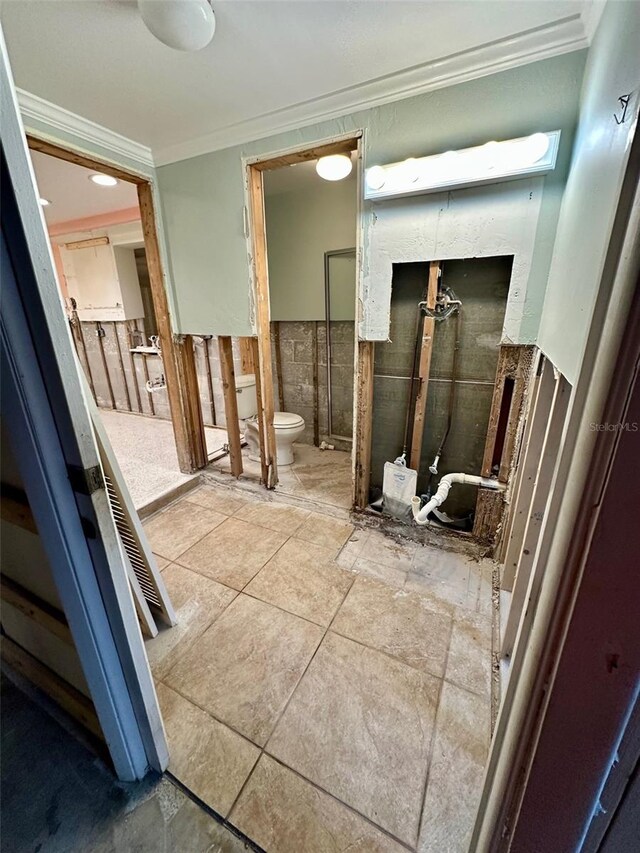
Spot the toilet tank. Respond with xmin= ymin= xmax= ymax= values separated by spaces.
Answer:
xmin=235 ymin=373 xmax=257 ymax=419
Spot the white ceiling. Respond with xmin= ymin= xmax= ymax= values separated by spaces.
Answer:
xmin=30 ymin=150 xmax=140 ymax=226
xmin=2 ymin=1 xmax=598 ymax=164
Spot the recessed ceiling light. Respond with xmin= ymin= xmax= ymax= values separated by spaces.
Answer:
xmin=316 ymin=154 xmax=353 ymax=182
xmin=90 ymin=174 xmax=118 ymax=187
xmin=39 ymin=198 xmax=51 ymax=206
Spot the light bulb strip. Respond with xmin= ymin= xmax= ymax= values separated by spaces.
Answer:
xmin=364 ymin=130 xmax=560 ymax=200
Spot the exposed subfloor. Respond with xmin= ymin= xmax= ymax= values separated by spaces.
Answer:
xmin=207 ymin=441 xmax=353 ymax=510
xmin=0 ymin=674 xmax=249 ymax=853
xmin=143 ymin=482 xmax=495 ymax=852
xmin=100 ymin=409 xmax=229 ymax=510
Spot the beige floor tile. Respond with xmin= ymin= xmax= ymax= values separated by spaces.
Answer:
xmin=145 ymin=564 xmax=236 ymax=680
xmin=168 ymin=797 xmax=249 ymax=852
xmin=157 ymin=683 xmax=259 ymax=817
xmin=152 ymin=554 xmax=169 ymax=571
xmin=446 ymin=609 xmax=493 ymax=696
xmin=294 ymin=512 xmax=354 ymax=553
xmin=352 ymin=556 xmax=408 ymax=590
xmin=230 ymin=755 xmax=406 ymax=853
xmin=419 ymin=681 xmax=491 ymax=852
xmin=267 ymin=632 xmax=439 ymax=846
xmin=359 ymin=529 xmax=417 ymax=571
xmin=234 ymin=500 xmax=310 ymax=535
xmin=332 ymin=577 xmax=452 ymax=677
xmin=184 ymin=486 xmax=247 ymax=517
xmin=412 ymin=544 xmax=472 ymax=588
xmin=176 ymin=517 xmax=288 ymax=590
xmin=165 ymin=595 xmax=323 ymax=746
xmin=335 ymin=530 xmax=369 ymax=570
xmin=405 ymin=570 xmax=473 ymax=609
xmin=245 ymin=538 xmax=354 ymax=626
xmin=143 ymin=501 xmax=226 ymax=561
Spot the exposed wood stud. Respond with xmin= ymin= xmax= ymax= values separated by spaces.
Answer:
xmin=354 ymin=341 xmax=375 ymax=509
xmin=247 ymin=164 xmax=278 ymax=488
xmin=273 ymin=321 xmax=285 ymax=412
xmin=64 ymin=236 xmax=109 ymax=251
xmin=501 ymin=359 xmax=556 ymax=590
xmin=96 ymin=322 xmax=116 ymax=409
xmin=501 ymin=373 xmax=570 ymax=657
xmin=139 ymin=350 xmax=156 ymax=417
xmin=1 ymin=488 xmax=37 ymax=534
xmin=137 ymin=181 xmax=207 ymax=473
xmin=26 ymin=135 xmax=146 ymax=184
xmin=127 ymin=320 xmax=143 ymax=414
xmin=202 ymin=338 xmax=216 ymax=425
xmin=239 ymin=337 xmax=255 ymax=375
xmin=1 ymin=635 xmax=103 ymax=740
xmin=313 ymin=321 xmax=320 ymax=447
xmin=113 ymin=322 xmax=132 ymax=412
xmin=69 ymin=310 xmax=96 ymax=401
xmin=218 ymin=336 xmax=243 ymax=478
xmin=409 ymin=260 xmax=439 ymax=470
xmin=0 ymin=574 xmax=73 ymax=646
xmin=251 ymin=337 xmax=269 ymax=485
xmin=251 ymin=138 xmax=358 ymax=172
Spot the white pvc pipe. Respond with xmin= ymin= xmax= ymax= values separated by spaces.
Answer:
xmin=411 ymin=472 xmax=505 ymax=525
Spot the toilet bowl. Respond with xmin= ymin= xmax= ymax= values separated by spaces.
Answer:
xmin=245 ymin=412 xmax=305 ymax=466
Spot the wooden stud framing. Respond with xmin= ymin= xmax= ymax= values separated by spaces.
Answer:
xmin=313 ymin=321 xmax=320 ymax=447
xmin=218 ymin=336 xmax=243 ymax=477
xmin=273 ymin=321 xmax=285 ymax=412
xmin=247 ymin=165 xmax=278 ymax=488
xmin=113 ymin=322 xmax=132 ymax=412
xmin=202 ymin=339 xmax=217 ymax=425
xmin=249 ymin=138 xmax=356 ymax=171
xmin=126 ymin=321 xmax=143 ymax=414
xmin=96 ymin=323 xmax=117 ymax=409
xmin=1 ymin=574 xmax=73 ymax=646
xmin=354 ymin=341 xmax=375 ymax=509
xmin=26 ymin=135 xmax=208 ymax=475
xmin=251 ymin=337 xmax=269 ymax=484
xmin=1 ymin=635 xmax=103 ymax=740
xmin=501 ymin=372 xmax=570 ymax=657
xmin=501 ymin=359 xmax=557 ymax=590
xmin=409 ymin=261 xmax=439 ymax=470
xmin=238 ymin=337 xmax=255 ymax=374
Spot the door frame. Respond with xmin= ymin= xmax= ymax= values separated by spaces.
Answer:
xmin=24 ymin=136 xmax=208 ymax=475
xmin=244 ymin=131 xmax=368 ymax=503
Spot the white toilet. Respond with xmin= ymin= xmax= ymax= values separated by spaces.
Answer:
xmin=236 ymin=374 xmax=305 ymax=466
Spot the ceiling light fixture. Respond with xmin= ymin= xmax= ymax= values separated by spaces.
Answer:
xmin=316 ymin=154 xmax=353 ymax=182
xmin=138 ymin=0 xmax=216 ymax=52
xmin=90 ymin=174 xmax=119 ymax=187
xmin=364 ymin=131 xmax=560 ymax=200
xmin=39 ymin=198 xmax=51 ymax=206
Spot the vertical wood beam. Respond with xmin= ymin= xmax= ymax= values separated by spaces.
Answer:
xmin=273 ymin=321 xmax=285 ymax=412
xmin=137 ymin=182 xmax=207 ymax=473
xmin=354 ymin=341 xmax=375 ymax=509
xmin=113 ymin=322 xmax=132 ymax=412
xmin=218 ymin=336 xmax=243 ymax=477
xmin=238 ymin=337 xmax=255 ymax=374
xmin=313 ymin=321 xmax=320 ymax=446
xmin=96 ymin=322 xmax=116 ymax=409
xmin=247 ymin=165 xmax=278 ymax=488
xmin=409 ymin=260 xmax=440 ymax=470
xmin=501 ymin=373 xmax=570 ymax=657
xmin=251 ymin=337 xmax=269 ymax=485
xmin=203 ymin=338 xmax=216 ymax=425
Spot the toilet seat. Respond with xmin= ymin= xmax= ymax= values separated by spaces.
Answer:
xmin=273 ymin=412 xmax=305 ymax=431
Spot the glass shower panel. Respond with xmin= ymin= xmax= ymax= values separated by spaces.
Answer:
xmin=325 ymin=250 xmax=356 ymax=440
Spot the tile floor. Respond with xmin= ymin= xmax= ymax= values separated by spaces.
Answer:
xmin=208 ymin=441 xmax=353 ymax=510
xmin=144 ymin=483 xmax=494 ymax=852
xmin=101 ymin=409 xmax=228 ymax=510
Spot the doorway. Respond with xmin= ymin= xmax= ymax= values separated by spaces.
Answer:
xmin=244 ymin=134 xmax=363 ymax=509
xmin=25 ymin=137 xmax=210 ymax=510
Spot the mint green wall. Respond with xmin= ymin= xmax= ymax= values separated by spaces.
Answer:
xmin=156 ymin=51 xmax=586 ymax=338
xmin=537 ymin=2 xmax=640 ymax=383
xmin=265 ymin=177 xmax=357 ymax=321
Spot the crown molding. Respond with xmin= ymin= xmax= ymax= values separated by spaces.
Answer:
xmin=154 ymin=14 xmax=588 ymax=166
xmin=17 ymin=89 xmax=154 ymax=171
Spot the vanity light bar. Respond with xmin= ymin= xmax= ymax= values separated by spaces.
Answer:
xmin=364 ymin=130 xmax=561 ymax=200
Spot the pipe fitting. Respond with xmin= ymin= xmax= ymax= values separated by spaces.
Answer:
xmin=412 ymin=472 xmax=505 ymax=526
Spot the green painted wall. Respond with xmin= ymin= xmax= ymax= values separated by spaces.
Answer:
xmin=157 ymin=50 xmax=586 ymax=338
xmin=265 ymin=177 xmax=357 ymax=321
